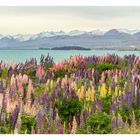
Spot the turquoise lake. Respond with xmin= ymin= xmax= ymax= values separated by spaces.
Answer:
xmin=0 ymin=50 xmax=140 ymax=63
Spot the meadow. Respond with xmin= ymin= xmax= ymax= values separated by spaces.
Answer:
xmin=0 ymin=54 xmax=140 ymax=134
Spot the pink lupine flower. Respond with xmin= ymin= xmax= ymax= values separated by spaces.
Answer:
xmin=36 ymin=66 xmax=45 ymax=79
xmin=0 ymin=62 xmax=5 ymax=69
xmin=27 ymin=79 xmax=34 ymax=99
xmin=17 ymin=82 xmax=24 ymax=95
xmin=22 ymin=74 xmax=28 ymax=84
xmin=11 ymin=74 xmax=16 ymax=86
xmin=0 ymin=93 xmax=3 ymax=107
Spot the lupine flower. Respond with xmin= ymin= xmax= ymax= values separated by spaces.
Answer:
xmin=22 ymin=74 xmax=28 ymax=84
xmin=0 ymin=93 xmax=3 ymax=107
xmin=100 ymin=83 xmax=107 ymax=98
xmin=128 ymin=94 xmax=132 ymax=111
xmin=97 ymin=99 xmax=102 ymax=113
xmin=117 ymin=113 xmax=123 ymax=129
xmin=136 ymin=90 xmax=139 ymax=107
xmin=0 ymin=80 xmax=3 ymax=93
xmin=57 ymin=127 xmax=64 ymax=134
xmin=36 ymin=66 xmax=45 ymax=79
xmin=115 ymin=86 xmax=119 ymax=97
xmin=80 ymin=113 xmax=84 ymax=128
xmin=36 ymin=107 xmax=45 ymax=129
xmin=108 ymin=86 xmax=112 ymax=96
xmin=77 ymin=86 xmax=84 ymax=100
xmin=14 ymin=113 xmax=21 ymax=134
xmin=71 ymin=117 xmax=77 ymax=134
xmin=111 ymin=112 xmax=117 ymax=131
xmin=27 ymin=79 xmax=34 ymax=99
xmin=9 ymin=106 xmax=19 ymax=130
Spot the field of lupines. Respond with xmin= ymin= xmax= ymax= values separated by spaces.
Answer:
xmin=1 ymin=54 xmax=140 ymax=134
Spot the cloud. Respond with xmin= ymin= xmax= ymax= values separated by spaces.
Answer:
xmin=0 ymin=6 xmax=140 ymax=35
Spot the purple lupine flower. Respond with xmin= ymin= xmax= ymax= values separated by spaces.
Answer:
xmin=111 ymin=113 xmax=117 ymax=130
xmin=47 ymin=124 xmax=51 ymax=134
xmin=75 ymin=112 xmax=81 ymax=126
xmin=9 ymin=85 xmax=14 ymax=99
xmin=46 ymin=97 xmax=51 ymax=112
xmin=97 ymin=99 xmax=102 ymax=113
xmin=80 ymin=113 xmax=84 ymax=128
xmin=91 ymin=102 xmax=95 ymax=114
xmin=41 ymin=94 xmax=48 ymax=109
xmin=55 ymin=117 xmax=61 ymax=127
xmin=36 ymin=93 xmax=41 ymax=104
xmin=36 ymin=107 xmax=45 ymax=129
xmin=0 ymin=80 xmax=3 ymax=93
xmin=131 ymin=81 xmax=135 ymax=98
xmin=136 ymin=90 xmax=139 ymax=107
xmin=9 ymin=106 xmax=19 ymax=130
xmin=31 ymin=128 xmax=36 ymax=134
xmin=123 ymin=92 xmax=128 ymax=101
xmin=30 ymin=92 xmax=34 ymax=106
xmin=53 ymin=108 xmax=57 ymax=120
xmin=117 ymin=114 xmax=124 ymax=129
xmin=83 ymin=109 xmax=90 ymax=123
xmin=16 ymin=114 xmax=22 ymax=132
xmin=110 ymin=103 xmax=115 ymax=114
xmin=118 ymin=96 xmax=123 ymax=111
xmin=57 ymin=127 xmax=63 ymax=134
xmin=128 ymin=94 xmax=132 ymax=111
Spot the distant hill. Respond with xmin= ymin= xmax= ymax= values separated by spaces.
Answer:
xmin=1 ymin=29 xmax=140 ymax=50
xmin=51 ymin=46 xmax=91 ymax=50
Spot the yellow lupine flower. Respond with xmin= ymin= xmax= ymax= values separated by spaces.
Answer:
xmin=91 ymin=88 xmax=94 ymax=101
xmin=80 ymin=86 xmax=85 ymax=99
xmin=73 ymin=82 xmax=77 ymax=91
xmin=108 ymin=86 xmax=112 ymax=95
xmin=115 ymin=86 xmax=119 ymax=96
xmin=50 ymin=79 xmax=53 ymax=89
xmin=77 ymin=86 xmax=84 ymax=100
xmin=76 ymin=88 xmax=81 ymax=99
xmin=86 ymin=87 xmax=91 ymax=101
xmin=100 ymin=83 xmax=107 ymax=98
xmin=119 ymin=90 xmax=122 ymax=96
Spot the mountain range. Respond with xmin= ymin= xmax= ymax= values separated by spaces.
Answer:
xmin=1 ymin=29 xmax=140 ymax=50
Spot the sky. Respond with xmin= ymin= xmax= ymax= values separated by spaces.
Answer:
xmin=1 ymin=6 xmax=140 ymax=35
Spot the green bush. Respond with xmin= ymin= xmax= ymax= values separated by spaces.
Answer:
xmin=56 ymin=96 xmax=82 ymax=128
xmin=96 ymin=63 xmax=114 ymax=72
xmin=1 ymin=68 xmax=8 ymax=79
xmin=87 ymin=112 xmax=111 ymax=134
xmin=102 ymin=95 xmax=112 ymax=114
xmin=27 ymin=70 xmax=36 ymax=82
xmin=115 ymin=108 xmax=132 ymax=125
xmin=87 ymin=63 xmax=94 ymax=69
xmin=0 ymin=119 xmax=11 ymax=134
xmin=54 ymin=69 xmax=65 ymax=79
xmin=19 ymin=114 xmax=36 ymax=134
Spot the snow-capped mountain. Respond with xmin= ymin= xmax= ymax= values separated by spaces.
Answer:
xmin=68 ymin=30 xmax=87 ymax=36
xmin=117 ymin=29 xmax=140 ymax=35
xmin=0 ymin=34 xmax=4 ymax=39
xmin=13 ymin=34 xmax=33 ymax=41
xmin=0 ymin=29 xmax=140 ymax=50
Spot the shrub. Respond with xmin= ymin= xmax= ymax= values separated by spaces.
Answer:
xmin=102 ymin=95 xmax=112 ymax=113
xmin=87 ymin=63 xmax=94 ymax=69
xmin=54 ymin=69 xmax=65 ymax=79
xmin=56 ymin=95 xmax=82 ymax=128
xmin=1 ymin=68 xmax=8 ymax=79
xmin=27 ymin=70 xmax=36 ymax=82
xmin=87 ymin=112 xmax=111 ymax=134
xmin=96 ymin=63 xmax=114 ymax=72
xmin=19 ymin=114 xmax=36 ymax=134
xmin=0 ymin=119 xmax=11 ymax=134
